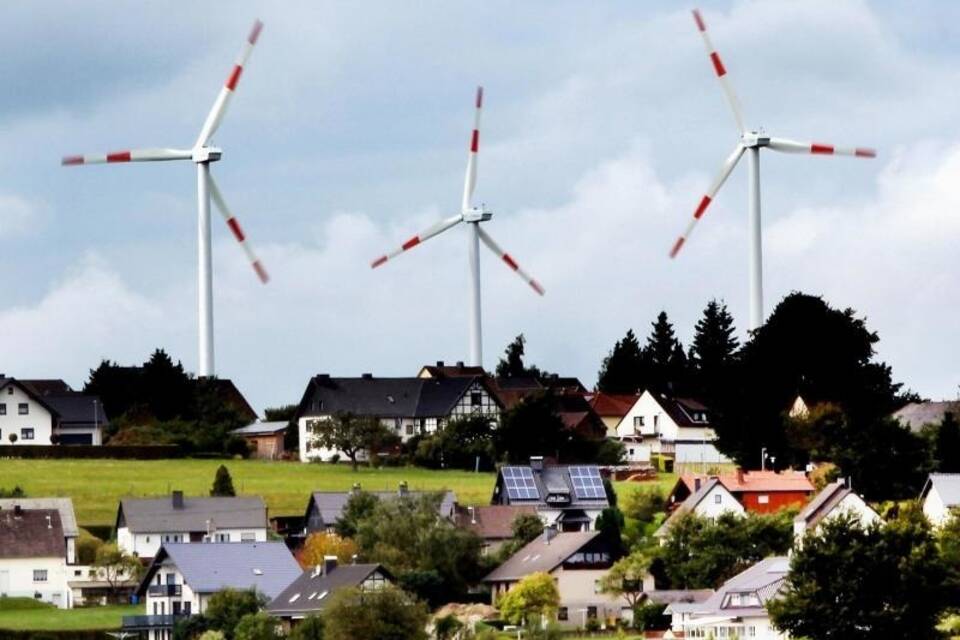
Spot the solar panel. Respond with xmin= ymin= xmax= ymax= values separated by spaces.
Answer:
xmin=568 ymin=466 xmax=606 ymax=500
xmin=502 ymin=466 xmax=540 ymax=500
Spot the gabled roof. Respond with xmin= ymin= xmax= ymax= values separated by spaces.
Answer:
xmin=296 ymin=375 xmax=500 ymax=420
xmin=199 ymin=379 xmax=258 ymax=422
xmin=0 ymin=377 xmax=60 ymax=417
xmin=233 ymin=421 xmax=288 ymax=436
xmin=586 ymin=393 xmax=640 ymax=419
xmin=491 ymin=464 xmax=610 ymax=510
xmin=894 ymin=401 xmax=960 ymax=432
xmin=43 ymin=394 xmax=108 ymax=426
xmin=418 ymin=362 xmax=487 ymax=379
xmin=117 ymin=495 xmax=267 ymax=534
xmin=656 ymin=478 xmax=741 ymax=538
xmin=138 ymin=542 xmax=300 ymax=599
xmin=0 ymin=509 xmax=65 ymax=559
xmin=675 ymin=471 xmax=814 ymax=497
xmin=671 ymin=556 xmax=789 ymax=619
xmin=0 ymin=497 xmax=78 ymax=538
xmin=267 ymin=563 xmax=392 ymax=616
xmin=921 ymin=473 xmax=960 ymax=507
xmin=640 ymin=390 xmax=711 ymax=428
xmin=482 ymin=531 xmax=600 ymax=582
xmin=454 ymin=505 xmax=537 ymax=540
xmin=306 ymin=490 xmax=456 ymax=527
xmin=21 ymin=379 xmax=74 ymax=396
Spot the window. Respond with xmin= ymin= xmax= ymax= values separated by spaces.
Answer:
xmin=470 ymin=392 xmax=482 ymax=407
xmin=6 ymin=387 xmax=12 ymax=395
xmin=758 ymin=495 xmax=769 ymax=504
xmin=33 ymin=570 xmax=47 ymax=582
xmin=587 ymin=606 xmax=598 ymax=620
xmin=653 ymin=414 xmax=659 ymax=428
xmin=240 ymin=532 xmax=256 ymax=542
xmin=0 ymin=403 xmax=6 ymax=415
xmin=18 ymin=403 xmax=28 ymax=415
xmin=216 ymin=533 xmax=230 ymax=542
xmin=633 ymin=416 xmax=644 ymax=427
xmin=163 ymin=534 xmax=182 ymax=543
xmin=21 ymin=428 xmax=34 ymax=440
xmin=557 ymin=607 xmax=568 ymax=621
xmin=405 ymin=424 xmax=414 ymax=435
xmin=714 ymin=493 xmax=722 ymax=504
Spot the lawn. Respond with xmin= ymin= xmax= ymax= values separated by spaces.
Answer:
xmin=0 ymin=458 xmax=676 ymax=529
xmin=0 ymin=601 xmax=143 ymax=631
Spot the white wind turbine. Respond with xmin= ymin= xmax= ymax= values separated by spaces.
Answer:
xmin=370 ymin=87 xmax=545 ymax=368
xmin=669 ymin=9 xmax=876 ymax=331
xmin=62 ymin=21 xmax=268 ymax=378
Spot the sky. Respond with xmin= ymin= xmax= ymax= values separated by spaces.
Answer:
xmin=0 ymin=0 xmax=958 ymax=412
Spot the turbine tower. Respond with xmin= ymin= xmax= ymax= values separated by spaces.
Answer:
xmin=62 ymin=21 xmax=269 ymax=378
xmin=670 ymin=9 xmax=876 ymax=331
xmin=370 ymin=87 xmax=545 ymax=367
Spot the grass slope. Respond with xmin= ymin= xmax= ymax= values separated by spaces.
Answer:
xmin=0 ymin=603 xmax=143 ymax=631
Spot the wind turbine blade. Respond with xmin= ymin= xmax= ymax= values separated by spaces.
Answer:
xmin=768 ymin=137 xmax=876 ymax=158
xmin=476 ymin=226 xmax=545 ymax=296
xmin=692 ymin=9 xmax=746 ymax=134
xmin=195 ymin=20 xmax=264 ymax=148
xmin=670 ymin=143 xmax=745 ymax=258
xmin=61 ymin=148 xmax=192 ymax=166
xmin=461 ymin=86 xmax=483 ymax=212
xmin=208 ymin=175 xmax=269 ymax=283
xmin=370 ymin=214 xmax=464 ymax=268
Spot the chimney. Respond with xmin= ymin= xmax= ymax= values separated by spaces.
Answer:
xmin=694 ymin=478 xmax=701 ymax=492
xmin=456 ymin=361 xmax=464 ymax=368
xmin=323 ymin=555 xmax=338 ymax=576
xmin=361 ymin=373 xmax=373 ymax=380
xmin=172 ymin=491 xmax=184 ymax=510
xmin=316 ymin=373 xmax=330 ymax=382
xmin=530 ymin=456 xmax=544 ymax=471
xmin=398 ymin=481 xmax=409 ymax=497
xmin=468 ymin=505 xmax=476 ymax=525
xmin=436 ymin=361 xmax=445 ymax=368
xmin=351 ymin=482 xmax=362 ymax=496
xmin=543 ymin=525 xmax=558 ymax=545
xmin=13 ymin=505 xmax=22 ymax=517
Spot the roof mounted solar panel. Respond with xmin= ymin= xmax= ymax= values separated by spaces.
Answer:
xmin=568 ymin=466 xmax=606 ymax=500
xmin=502 ymin=466 xmax=540 ymax=500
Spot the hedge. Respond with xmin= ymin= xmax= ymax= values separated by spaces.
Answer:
xmin=0 ymin=632 xmax=113 ymax=640
xmin=0 ymin=445 xmax=182 ymax=460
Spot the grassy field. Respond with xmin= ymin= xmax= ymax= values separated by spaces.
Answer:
xmin=0 ymin=458 xmax=676 ymax=528
xmin=0 ymin=601 xmax=142 ymax=630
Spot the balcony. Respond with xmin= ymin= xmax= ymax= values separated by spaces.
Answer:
xmin=121 ymin=614 xmax=187 ymax=630
xmin=147 ymin=584 xmax=182 ymax=596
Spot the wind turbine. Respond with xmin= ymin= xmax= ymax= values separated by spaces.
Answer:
xmin=370 ymin=87 xmax=545 ymax=367
xmin=669 ymin=9 xmax=876 ymax=331
xmin=62 ymin=20 xmax=269 ymax=378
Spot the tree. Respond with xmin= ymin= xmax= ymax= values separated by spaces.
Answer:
xmin=234 ymin=612 xmax=281 ymax=640
xmin=414 ymin=415 xmax=495 ymax=470
xmin=644 ymin=311 xmax=689 ymax=395
xmin=934 ymin=412 xmax=960 ymax=473
xmin=198 ymin=632 xmax=225 ymax=640
xmin=496 ymin=334 xmax=543 ymax=379
xmin=265 ymin=404 xmax=300 ymax=453
xmin=769 ymin=509 xmax=950 ymax=639
xmin=511 ymin=513 xmax=545 ymax=545
xmin=938 ymin=511 xmax=960 ymax=604
xmin=311 ymin=413 xmax=400 ymax=471
xmin=297 ymin=532 xmax=359 ymax=568
xmin=599 ymin=550 xmax=652 ymax=609
xmin=204 ymin=589 xmax=267 ymax=640
xmin=7 ymin=433 xmax=16 ymax=444
xmin=595 ymin=506 xmax=626 ymax=553
xmin=497 ymin=572 xmax=560 ymax=624
xmin=288 ymin=616 xmax=325 ymax=640
xmin=89 ymin=543 xmax=142 ymax=602
xmin=597 ymin=329 xmax=646 ymax=394
xmin=333 ymin=491 xmax=381 ymax=538
xmin=433 ymin=614 xmax=464 ymax=640
xmin=689 ymin=300 xmax=739 ymax=402
xmin=323 ymin=586 xmax=429 ymax=640
xmin=211 ymin=465 xmax=237 ymax=497
xmin=494 ymin=392 xmax=578 ymax=463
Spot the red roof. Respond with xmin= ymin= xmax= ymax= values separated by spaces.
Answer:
xmin=586 ymin=392 xmax=640 ymax=418
xmin=679 ymin=470 xmax=814 ymax=495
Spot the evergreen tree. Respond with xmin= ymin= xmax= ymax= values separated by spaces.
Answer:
xmin=689 ymin=300 xmax=739 ymax=401
xmin=211 ymin=464 xmax=236 ymax=497
xmin=597 ymin=329 xmax=647 ymax=394
xmin=644 ymin=311 xmax=688 ymax=394
xmin=142 ymin=349 xmax=193 ymax=421
xmin=935 ymin=412 xmax=960 ymax=473
xmin=495 ymin=334 xmax=543 ymax=378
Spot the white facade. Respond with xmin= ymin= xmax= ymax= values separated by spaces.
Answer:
xmin=694 ymin=483 xmax=744 ymax=519
xmin=0 ymin=556 xmax=71 ymax=608
xmin=677 ymin=613 xmax=787 ymax=639
xmin=0 ymin=384 xmax=54 ymax=445
xmin=922 ymin=485 xmax=951 ymax=527
xmin=117 ymin=527 xmax=267 ymax=559
xmin=794 ymin=491 xmax=879 ymax=543
xmin=615 ymin=391 xmax=729 ymax=464
xmin=536 ymin=508 xmax=606 ymax=532
xmin=144 ymin=563 xmax=201 ymax=640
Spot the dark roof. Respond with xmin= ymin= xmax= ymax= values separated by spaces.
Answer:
xmin=297 ymin=375 xmax=499 ymax=419
xmin=43 ymin=394 xmax=108 ymax=427
xmin=267 ymin=563 xmax=392 ymax=616
xmin=453 ymin=505 xmax=537 ymax=540
xmin=21 ymin=379 xmax=74 ymax=395
xmin=418 ymin=362 xmax=487 ymax=379
xmin=233 ymin=421 xmax=288 ymax=436
xmin=0 ymin=498 xmax=78 ymax=537
xmin=893 ymin=401 xmax=960 ymax=432
xmin=138 ymin=542 xmax=300 ymax=599
xmin=483 ymin=531 xmax=600 ymax=582
xmin=306 ymin=490 xmax=456 ymax=528
xmin=199 ymin=379 xmax=258 ymax=422
xmin=118 ymin=495 xmax=267 ymax=534
xmin=0 ymin=509 xmax=65 ymax=559
xmin=795 ymin=481 xmax=850 ymax=528
xmin=491 ymin=464 xmax=610 ymax=510
xmin=643 ymin=390 xmax=711 ymax=428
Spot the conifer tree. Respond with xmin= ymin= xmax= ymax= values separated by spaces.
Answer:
xmin=597 ymin=329 xmax=647 ymax=394
xmin=689 ymin=300 xmax=740 ymax=400
xmin=210 ymin=464 xmax=236 ymax=497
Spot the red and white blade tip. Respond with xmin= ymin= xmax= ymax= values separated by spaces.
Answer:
xmin=61 ymin=151 xmax=131 ymax=165
xmin=249 ymin=20 xmax=264 ymax=45
xmin=476 ymin=86 xmax=483 ymax=108
xmin=692 ymin=9 xmax=706 ymax=31
xmin=811 ymin=143 xmax=876 ymax=158
xmin=669 ymin=237 xmax=685 ymax=259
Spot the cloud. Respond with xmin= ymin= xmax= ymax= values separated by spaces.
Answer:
xmin=0 ymin=194 xmax=42 ymax=237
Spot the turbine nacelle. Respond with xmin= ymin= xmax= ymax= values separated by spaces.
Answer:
xmin=192 ymin=147 xmax=223 ymax=163
xmin=740 ymin=132 xmax=770 ymax=148
xmin=463 ymin=206 xmax=492 ymax=223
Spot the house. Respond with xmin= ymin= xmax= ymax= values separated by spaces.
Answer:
xmin=585 ymin=392 xmax=640 ymax=438
xmin=655 ymin=478 xmax=744 ymax=541
xmin=295 ymin=374 xmax=502 ymax=462
xmin=123 ymin=542 xmax=301 ymax=640
xmin=615 ymin=390 xmax=730 ymax=465
xmin=115 ymin=491 xmax=269 ymax=559
xmin=0 ymin=377 xmax=107 ymax=446
xmin=267 ymin=557 xmax=393 ymax=629
xmin=483 ymin=529 xmax=624 ymax=628
xmin=920 ymin=473 xmax=960 ymax=527
xmin=665 ymin=556 xmax=790 ymax=639
xmin=304 ymin=483 xmax=456 ymax=534
xmin=417 ymin=361 xmax=487 ymax=379
xmin=232 ymin=421 xmax=287 ymax=459
xmin=893 ymin=401 xmax=960 ymax=433
xmin=490 ymin=458 xmax=610 ymax=531
xmin=453 ymin=504 xmax=537 ymax=555
xmin=0 ymin=497 xmax=79 ymax=565
xmin=667 ymin=470 xmax=814 ymax=514
xmin=197 ymin=378 xmax=259 ymax=423
xmin=793 ymin=480 xmax=880 ymax=543
xmin=0 ymin=506 xmax=72 ymax=608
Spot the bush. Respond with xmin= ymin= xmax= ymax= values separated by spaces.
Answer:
xmin=224 ymin=435 xmax=252 ymax=459
xmin=0 ymin=444 xmax=181 ymax=459
xmin=0 ymin=597 xmax=54 ymax=610
xmin=76 ymin=531 xmax=104 ymax=565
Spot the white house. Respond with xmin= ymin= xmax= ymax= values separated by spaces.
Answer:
xmin=665 ymin=556 xmax=790 ymax=639
xmin=793 ymin=480 xmax=880 ymax=544
xmin=124 ymin=542 xmax=301 ymax=640
xmin=920 ymin=473 xmax=960 ymax=527
xmin=295 ymin=373 xmax=502 ymax=462
xmin=0 ymin=506 xmax=72 ymax=608
xmin=0 ymin=497 xmax=79 ymax=565
xmin=115 ymin=492 xmax=269 ymax=559
xmin=0 ymin=377 xmax=106 ymax=446
xmin=655 ymin=477 xmax=744 ymax=541
xmin=615 ymin=390 xmax=729 ymax=465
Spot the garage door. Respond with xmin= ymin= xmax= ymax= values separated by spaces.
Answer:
xmin=58 ymin=433 xmax=93 ymax=445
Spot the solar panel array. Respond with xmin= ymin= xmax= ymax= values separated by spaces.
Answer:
xmin=568 ymin=466 xmax=606 ymax=499
xmin=503 ymin=466 xmax=539 ymax=500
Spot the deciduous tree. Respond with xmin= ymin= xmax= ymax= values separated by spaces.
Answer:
xmin=311 ymin=412 xmax=400 ymax=471
xmin=89 ymin=543 xmax=142 ymax=602
xmin=323 ymin=586 xmax=429 ymax=640
xmin=297 ymin=532 xmax=359 ymax=568
xmin=599 ymin=550 xmax=652 ymax=609
xmin=497 ymin=572 xmax=560 ymax=624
